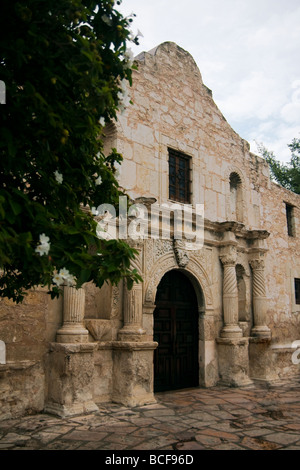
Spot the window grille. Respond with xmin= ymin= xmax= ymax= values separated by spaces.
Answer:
xmin=168 ymin=148 xmax=191 ymax=203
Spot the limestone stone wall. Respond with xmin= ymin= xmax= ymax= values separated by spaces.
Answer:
xmin=0 ymin=289 xmax=62 ymax=420
xmin=261 ymin=183 xmax=300 ymax=346
xmin=116 ymin=42 xmax=269 ymax=231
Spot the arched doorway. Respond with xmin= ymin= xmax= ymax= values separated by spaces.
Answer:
xmin=153 ymin=270 xmax=199 ymax=392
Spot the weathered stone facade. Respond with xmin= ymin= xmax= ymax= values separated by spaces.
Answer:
xmin=0 ymin=42 xmax=299 ymax=420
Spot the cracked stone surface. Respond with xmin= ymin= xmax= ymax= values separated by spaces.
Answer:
xmin=0 ymin=378 xmax=299 ymax=450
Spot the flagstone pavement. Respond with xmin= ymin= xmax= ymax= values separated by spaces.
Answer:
xmin=0 ymin=377 xmax=299 ymax=451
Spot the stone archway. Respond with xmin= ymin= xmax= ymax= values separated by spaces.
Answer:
xmin=142 ymin=243 xmax=215 ymax=387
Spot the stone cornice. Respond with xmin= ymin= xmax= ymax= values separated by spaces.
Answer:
xmin=204 ymin=219 xmax=270 ymax=240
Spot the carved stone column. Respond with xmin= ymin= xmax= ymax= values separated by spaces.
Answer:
xmin=220 ymin=247 xmax=243 ymax=339
xmin=56 ymin=286 xmax=89 ymax=343
xmin=249 ymin=259 xmax=271 ymax=338
xmin=217 ymin=242 xmax=251 ymax=386
xmin=47 ymin=287 xmax=99 ymax=417
xmin=118 ymin=282 xmax=146 ymax=341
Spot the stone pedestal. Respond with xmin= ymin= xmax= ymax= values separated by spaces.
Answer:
xmin=199 ymin=312 xmax=219 ymax=387
xmin=45 ymin=342 xmax=99 ymax=418
xmin=216 ymin=337 xmax=253 ymax=387
xmin=112 ymin=341 xmax=158 ymax=407
xmin=56 ymin=286 xmax=89 ymax=343
xmin=249 ymin=337 xmax=274 ymax=383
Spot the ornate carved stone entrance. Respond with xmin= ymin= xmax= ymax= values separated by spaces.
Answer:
xmin=153 ymin=270 xmax=199 ymax=392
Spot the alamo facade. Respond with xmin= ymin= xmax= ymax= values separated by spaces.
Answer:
xmin=0 ymin=42 xmax=299 ymax=420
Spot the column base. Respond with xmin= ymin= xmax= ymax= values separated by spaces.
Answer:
xmin=220 ymin=324 xmax=243 ymax=339
xmin=44 ymin=401 xmax=99 ymax=418
xmin=250 ymin=325 xmax=271 ymax=339
xmin=118 ymin=326 xmax=146 ymax=342
xmin=112 ymin=341 xmax=158 ymax=407
xmin=216 ymin=337 xmax=253 ymax=387
xmin=56 ymin=324 xmax=89 ymax=343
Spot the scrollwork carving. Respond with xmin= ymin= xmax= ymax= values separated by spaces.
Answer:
xmin=173 ymin=240 xmax=189 ymax=268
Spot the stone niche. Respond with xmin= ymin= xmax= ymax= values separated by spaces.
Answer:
xmin=84 ymin=281 xmax=123 ymax=342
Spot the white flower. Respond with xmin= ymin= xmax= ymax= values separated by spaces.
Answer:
xmin=54 ymin=171 xmax=63 ymax=184
xmin=99 ymin=117 xmax=105 ymax=127
xmin=118 ymin=79 xmax=131 ymax=113
xmin=95 ymin=175 xmax=102 ymax=185
xmin=101 ymin=14 xmax=112 ymax=26
xmin=124 ymin=48 xmax=134 ymax=68
xmin=52 ymin=268 xmax=76 ymax=287
xmin=59 ymin=267 xmax=71 ymax=278
xmin=60 ymin=268 xmax=76 ymax=286
xmin=91 ymin=206 xmax=99 ymax=216
xmin=35 ymin=233 xmax=50 ymax=256
xmin=40 ymin=233 xmax=50 ymax=245
xmin=52 ymin=272 xmax=64 ymax=286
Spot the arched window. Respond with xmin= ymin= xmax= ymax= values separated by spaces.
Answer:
xmin=229 ymin=172 xmax=243 ymax=222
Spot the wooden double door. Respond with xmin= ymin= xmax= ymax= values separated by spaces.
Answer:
xmin=154 ymin=270 xmax=199 ymax=392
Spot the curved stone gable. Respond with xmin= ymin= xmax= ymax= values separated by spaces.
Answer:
xmin=138 ymin=41 xmax=204 ymax=84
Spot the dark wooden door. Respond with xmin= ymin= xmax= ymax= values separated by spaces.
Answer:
xmin=154 ymin=270 xmax=199 ymax=392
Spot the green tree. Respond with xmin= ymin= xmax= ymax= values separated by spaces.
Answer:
xmin=257 ymin=138 xmax=300 ymax=195
xmin=0 ymin=0 xmax=142 ymax=303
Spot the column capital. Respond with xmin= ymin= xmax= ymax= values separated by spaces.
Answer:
xmin=249 ymin=258 xmax=265 ymax=271
xmin=220 ymin=245 xmax=237 ymax=266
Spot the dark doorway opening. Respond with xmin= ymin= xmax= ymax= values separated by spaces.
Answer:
xmin=154 ymin=270 xmax=199 ymax=392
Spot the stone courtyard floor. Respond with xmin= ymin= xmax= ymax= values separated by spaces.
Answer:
xmin=0 ymin=377 xmax=299 ymax=451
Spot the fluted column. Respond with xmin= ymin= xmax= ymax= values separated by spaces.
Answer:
xmin=118 ymin=282 xmax=146 ymax=341
xmin=220 ymin=248 xmax=243 ymax=338
xmin=56 ymin=286 xmax=89 ymax=343
xmin=249 ymin=259 xmax=271 ymax=338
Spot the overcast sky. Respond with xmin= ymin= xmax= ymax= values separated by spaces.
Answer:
xmin=119 ymin=0 xmax=300 ymax=163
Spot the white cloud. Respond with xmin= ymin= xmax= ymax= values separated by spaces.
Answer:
xmin=216 ymin=71 xmax=285 ymax=121
xmin=281 ymin=80 xmax=300 ymax=125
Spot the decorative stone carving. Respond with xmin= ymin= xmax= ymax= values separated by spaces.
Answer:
xmin=220 ymin=245 xmax=237 ymax=266
xmin=111 ymin=285 xmax=120 ymax=318
xmin=145 ymin=254 xmax=176 ymax=303
xmin=144 ymin=251 xmax=213 ymax=309
xmin=154 ymin=239 xmax=173 ymax=259
xmin=85 ymin=319 xmax=113 ymax=341
xmin=173 ymin=240 xmax=189 ymax=267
